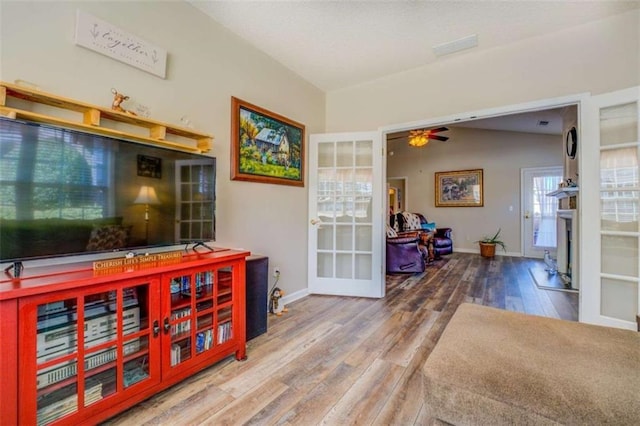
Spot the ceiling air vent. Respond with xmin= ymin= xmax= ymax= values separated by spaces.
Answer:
xmin=433 ymin=34 xmax=478 ymax=57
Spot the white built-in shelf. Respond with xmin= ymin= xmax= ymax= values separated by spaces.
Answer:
xmin=546 ymin=187 xmax=579 ymax=199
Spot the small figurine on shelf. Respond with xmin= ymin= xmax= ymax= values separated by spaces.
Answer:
xmin=111 ymin=88 xmax=137 ymax=115
xmin=269 ymin=287 xmax=288 ymax=316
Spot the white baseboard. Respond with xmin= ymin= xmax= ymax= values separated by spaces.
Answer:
xmin=453 ymin=248 xmax=522 ymax=257
xmin=453 ymin=248 xmax=477 ymax=254
xmin=280 ymin=288 xmax=309 ymax=307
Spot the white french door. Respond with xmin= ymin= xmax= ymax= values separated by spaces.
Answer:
xmin=174 ymin=159 xmax=215 ymax=244
xmin=581 ymin=86 xmax=640 ymax=329
xmin=308 ymin=131 xmax=384 ymax=298
xmin=522 ymin=167 xmax=563 ymax=258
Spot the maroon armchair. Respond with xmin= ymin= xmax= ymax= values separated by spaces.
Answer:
xmin=433 ymin=227 xmax=453 ymax=256
xmin=386 ymin=234 xmax=427 ymax=273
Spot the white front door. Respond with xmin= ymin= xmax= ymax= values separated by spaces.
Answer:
xmin=522 ymin=167 xmax=563 ymax=258
xmin=308 ymin=131 xmax=384 ymax=298
xmin=581 ymin=86 xmax=640 ymax=329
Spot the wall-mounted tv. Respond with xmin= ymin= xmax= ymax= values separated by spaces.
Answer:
xmin=0 ymin=117 xmax=216 ymax=263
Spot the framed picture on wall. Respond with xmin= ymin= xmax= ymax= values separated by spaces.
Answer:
xmin=230 ymin=97 xmax=305 ymax=187
xmin=137 ymin=155 xmax=162 ymax=179
xmin=435 ymin=169 xmax=484 ymax=207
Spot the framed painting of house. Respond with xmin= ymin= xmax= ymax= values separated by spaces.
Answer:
xmin=435 ymin=169 xmax=484 ymax=207
xmin=231 ymin=97 xmax=305 ymax=187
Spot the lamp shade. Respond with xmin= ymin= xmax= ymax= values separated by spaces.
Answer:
xmin=134 ymin=186 xmax=160 ymax=205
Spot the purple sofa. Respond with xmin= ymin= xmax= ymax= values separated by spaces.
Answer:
xmin=386 ymin=234 xmax=427 ymax=273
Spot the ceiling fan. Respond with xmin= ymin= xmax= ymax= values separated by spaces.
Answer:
xmin=388 ymin=126 xmax=450 ymax=147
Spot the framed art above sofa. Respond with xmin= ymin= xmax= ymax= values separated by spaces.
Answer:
xmin=435 ymin=169 xmax=484 ymax=207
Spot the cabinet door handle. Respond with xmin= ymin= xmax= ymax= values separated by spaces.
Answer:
xmin=153 ymin=320 xmax=160 ymax=337
xmin=163 ymin=318 xmax=171 ymax=334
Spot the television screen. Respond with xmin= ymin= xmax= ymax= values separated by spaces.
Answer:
xmin=0 ymin=117 xmax=216 ymax=262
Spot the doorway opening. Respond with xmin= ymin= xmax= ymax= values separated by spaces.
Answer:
xmin=384 ymin=103 xmax=578 ymax=257
xmin=387 ymin=176 xmax=407 ymax=214
xmin=382 ymin=95 xmax=583 ymax=319
xmin=522 ymin=166 xmax=563 ymax=259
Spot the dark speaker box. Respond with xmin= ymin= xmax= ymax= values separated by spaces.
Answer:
xmin=245 ymin=255 xmax=268 ymax=341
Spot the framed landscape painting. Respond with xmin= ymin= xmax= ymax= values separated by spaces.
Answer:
xmin=231 ymin=97 xmax=305 ymax=187
xmin=435 ymin=169 xmax=484 ymax=207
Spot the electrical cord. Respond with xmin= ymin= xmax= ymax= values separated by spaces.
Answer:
xmin=267 ymin=274 xmax=280 ymax=313
xmin=268 ymin=274 xmax=280 ymax=298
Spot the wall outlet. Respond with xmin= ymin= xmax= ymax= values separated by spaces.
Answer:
xmin=273 ymin=267 xmax=281 ymax=278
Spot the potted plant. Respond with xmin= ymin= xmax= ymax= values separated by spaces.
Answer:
xmin=477 ymin=228 xmax=507 ymax=258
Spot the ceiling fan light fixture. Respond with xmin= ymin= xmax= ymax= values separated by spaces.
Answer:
xmin=408 ymin=129 xmax=429 ymax=147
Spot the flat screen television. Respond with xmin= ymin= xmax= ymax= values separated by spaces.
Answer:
xmin=0 ymin=116 xmax=216 ymax=263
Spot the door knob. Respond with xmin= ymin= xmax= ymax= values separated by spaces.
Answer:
xmin=524 ymin=211 xmax=531 ymax=219
xmin=310 ymin=218 xmax=321 ymax=225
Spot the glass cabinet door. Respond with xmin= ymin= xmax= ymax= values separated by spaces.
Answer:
xmin=216 ymin=267 xmax=234 ymax=345
xmin=167 ymin=273 xmax=194 ymax=367
xmin=195 ymin=270 xmax=215 ymax=354
xmin=36 ymin=297 xmax=79 ymax=426
xmin=30 ymin=282 xmax=157 ymax=426
xmin=164 ymin=265 xmax=235 ymax=373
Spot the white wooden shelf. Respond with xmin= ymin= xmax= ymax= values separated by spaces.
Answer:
xmin=546 ymin=187 xmax=579 ymax=199
xmin=0 ymin=81 xmax=213 ymax=153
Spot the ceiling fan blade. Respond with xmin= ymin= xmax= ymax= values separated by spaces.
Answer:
xmin=429 ymin=135 xmax=449 ymax=142
xmin=387 ymin=134 xmax=407 ymax=141
xmin=429 ymin=126 xmax=449 ymax=133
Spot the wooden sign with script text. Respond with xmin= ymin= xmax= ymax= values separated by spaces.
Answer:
xmin=74 ymin=10 xmax=167 ymax=78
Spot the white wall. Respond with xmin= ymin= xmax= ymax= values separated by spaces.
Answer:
xmin=387 ymin=128 xmax=561 ymax=254
xmin=326 ymin=9 xmax=639 ymax=132
xmin=0 ymin=1 xmax=325 ymax=296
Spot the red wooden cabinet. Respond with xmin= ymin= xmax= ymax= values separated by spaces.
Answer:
xmin=0 ymin=249 xmax=248 ymax=426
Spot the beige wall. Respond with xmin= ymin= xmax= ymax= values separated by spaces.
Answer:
xmin=387 ymin=128 xmax=562 ymax=253
xmin=326 ymin=9 xmax=639 ymax=132
xmin=328 ymin=8 xmax=638 ymax=258
xmin=1 ymin=3 xmax=638 ymax=298
xmin=0 ymin=1 xmax=325 ymax=297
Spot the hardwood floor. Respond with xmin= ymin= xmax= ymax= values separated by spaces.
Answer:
xmin=105 ymin=253 xmax=578 ymax=425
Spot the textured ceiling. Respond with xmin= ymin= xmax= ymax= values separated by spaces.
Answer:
xmin=189 ymin=0 xmax=640 ymax=91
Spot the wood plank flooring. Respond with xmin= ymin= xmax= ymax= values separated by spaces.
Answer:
xmin=104 ymin=253 xmax=578 ymax=425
